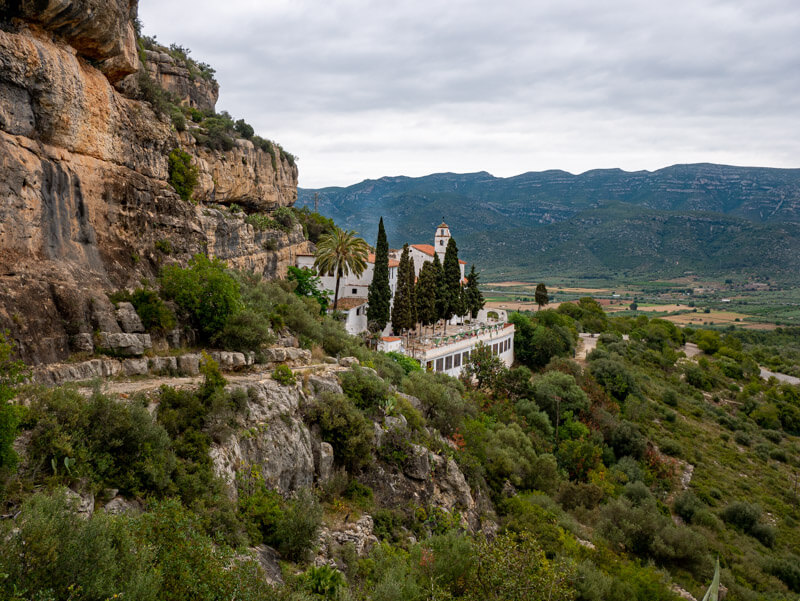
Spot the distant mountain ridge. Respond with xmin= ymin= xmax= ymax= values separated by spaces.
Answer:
xmin=298 ymin=164 xmax=800 ymax=283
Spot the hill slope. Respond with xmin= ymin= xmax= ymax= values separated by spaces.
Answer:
xmin=297 ymin=165 xmax=800 ymax=282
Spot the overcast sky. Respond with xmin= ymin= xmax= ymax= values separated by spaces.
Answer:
xmin=139 ymin=0 xmax=800 ymax=188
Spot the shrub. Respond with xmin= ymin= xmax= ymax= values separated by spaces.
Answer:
xmin=589 ymin=358 xmax=637 ymax=401
xmin=272 ymin=488 xmax=322 ymax=561
xmin=340 ymin=365 xmax=391 ymax=410
xmin=673 ymin=490 xmax=703 ymax=523
xmin=308 ymin=392 xmax=374 ymax=471
xmin=212 ymin=308 xmax=275 ymax=351
xmin=159 ymin=254 xmax=242 ymax=341
xmin=110 ymin=287 xmax=176 ymax=334
xmin=765 ymin=555 xmax=800 ymax=593
xmin=303 ymin=564 xmax=345 ymax=598
xmin=26 ymin=388 xmax=175 ymax=496
xmin=384 ymin=351 xmax=422 ymax=374
xmin=659 ymin=439 xmax=683 ymax=458
xmin=721 ymin=501 xmax=761 ymax=531
xmin=1 ymin=333 xmax=27 ymax=476
xmin=401 ymin=370 xmax=472 ymax=436
xmin=167 ymin=148 xmax=198 ymax=201
xmin=271 ymin=364 xmax=296 ymax=386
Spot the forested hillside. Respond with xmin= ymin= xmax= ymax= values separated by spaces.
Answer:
xmin=298 ymin=166 xmax=800 ymax=282
xmin=2 ymin=259 xmax=800 ymax=600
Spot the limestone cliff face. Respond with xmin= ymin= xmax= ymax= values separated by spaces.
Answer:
xmin=142 ymin=48 xmax=219 ymax=113
xmin=0 ymin=2 xmax=303 ymax=365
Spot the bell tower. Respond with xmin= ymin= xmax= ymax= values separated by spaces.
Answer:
xmin=434 ymin=220 xmax=450 ymax=262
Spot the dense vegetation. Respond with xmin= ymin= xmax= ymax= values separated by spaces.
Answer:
xmin=2 ymin=262 xmax=800 ymax=599
xmin=298 ymin=167 xmax=800 ymax=283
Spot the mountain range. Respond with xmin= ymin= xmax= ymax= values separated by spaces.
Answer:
xmin=297 ymin=164 xmax=800 ymax=283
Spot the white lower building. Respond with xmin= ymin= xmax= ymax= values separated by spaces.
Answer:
xmin=414 ymin=322 xmax=515 ymax=377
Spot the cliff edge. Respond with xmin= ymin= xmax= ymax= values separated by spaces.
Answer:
xmin=0 ymin=0 xmax=306 ymax=364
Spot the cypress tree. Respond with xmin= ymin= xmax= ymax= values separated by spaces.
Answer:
xmin=432 ymin=252 xmax=446 ymax=335
xmin=367 ymin=217 xmax=391 ymax=332
xmin=415 ymin=260 xmax=438 ymax=334
xmin=441 ymin=237 xmax=464 ymax=333
xmin=391 ymin=244 xmax=416 ymax=334
xmin=465 ymin=264 xmax=485 ymax=318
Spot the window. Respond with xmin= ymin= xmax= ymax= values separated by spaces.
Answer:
xmin=352 ymin=288 xmax=357 ymax=294
xmin=439 ymin=240 xmax=444 ymax=246
xmin=493 ymin=343 xmax=499 ymax=354
xmin=445 ymin=355 xmax=453 ymax=370
xmin=463 ymin=351 xmax=470 ymax=363
xmin=454 ymin=353 xmax=461 ymax=368
xmin=436 ymin=358 xmax=444 ymax=372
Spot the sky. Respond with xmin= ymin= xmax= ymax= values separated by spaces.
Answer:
xmin=138 ymin=0 xmax=800 ymax=188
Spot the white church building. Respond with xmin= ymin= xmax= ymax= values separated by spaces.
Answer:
xmin=295 ymin=222 xmax=514 ymax=376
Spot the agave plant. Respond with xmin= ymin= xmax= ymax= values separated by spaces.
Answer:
xmin=702 ymin=557 xmax=721 ymax=601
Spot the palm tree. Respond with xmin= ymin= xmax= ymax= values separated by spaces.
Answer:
xmin=313 ymin=228 xmax=369 ymax=310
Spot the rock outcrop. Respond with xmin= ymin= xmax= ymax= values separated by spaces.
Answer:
xmin=142 ymin=48 xmax=219 ymax=112
xmin=0 ymin=1 xmax=304 ymax=365
xmin=210 ymin=380 xmax=317 ymax=499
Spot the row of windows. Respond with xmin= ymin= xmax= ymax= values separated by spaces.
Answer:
xmin=427 ymin=337 xmax=512 ymax=373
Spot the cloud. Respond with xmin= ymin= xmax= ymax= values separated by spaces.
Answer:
xmin=138 ymin=0 xmax=800 ymax=187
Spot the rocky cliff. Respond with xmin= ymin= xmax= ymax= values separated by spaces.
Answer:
xmin=0 ymin=0 xmax=304 ymax=365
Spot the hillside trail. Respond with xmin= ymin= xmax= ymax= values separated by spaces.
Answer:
xmin=76 ymin=363 xmax=343 ymax=398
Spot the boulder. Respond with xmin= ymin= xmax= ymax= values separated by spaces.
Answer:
xmin=316 ymin=442 xmax=334 ymax=484
xmin=96 ymin=332 xmax=151 ymax=356
xmin=339 ymin=356 xmax=360 ymax=368
xmin=71 ymin=333 xmax=94 ymax=354
xmin=404 ymin=444 xmax=431 ymax=481
xmin=65 ymin=487 xmax=94 ymax=518
xmin=121 ymin=358 xmax=149 ymax=376
xmin=115 ymin=302 xmax=145 ymax=333
xmin=148 ymin=356 xmax=177 ymax=374
xmin=104 ymin=495 xmax=140 ymax=515
xmin=308 ymin=373 xmax=343 ymax=396
xmin=177 ymin=353 xmax=201 ymax=376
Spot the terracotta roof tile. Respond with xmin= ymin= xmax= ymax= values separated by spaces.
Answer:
xmin=332 ymin=298 xmax=367 ymax=310
xmin=368 ymin=253 xmax=399 ymax=268
xmin=411 ymin=244 xmax=435 ymax=256
xmin=381 ymin=336 xmax=402 ymax=342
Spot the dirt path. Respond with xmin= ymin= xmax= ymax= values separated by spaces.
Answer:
xmin=77 ymin=363 xmax=342 ymax=398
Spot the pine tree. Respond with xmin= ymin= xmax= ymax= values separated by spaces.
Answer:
xmin=464 ymin=264 xmax=485 ymax=318
xmin=534 ymin=283 xmax=549 ymax=311
xmin=415 ymin=260 xmax=438 ymax=334
xmin=391 ymin=244 xmax=416 ymax=334
xmin=441 ymin=237 xmax=464 ymax=333
xmin=367 ymin=217 xmax=391 ymax=332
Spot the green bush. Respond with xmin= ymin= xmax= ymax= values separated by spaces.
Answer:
xmin=673 ymin=490 xmax=703 ymax=523
xmin=26 ymin=388 xmax=175 ymax=497
xmin=1 ymin=333 xmax=27 ymax=477
xmin=303 ymin=564 xmax=345 ymax=598
xmin=308 ymin=392 xmax=374 ymax=471
xmin=212 ymin=308 xmax=275 ymax=352
xmin=167 ymin=148 xmax=198 ymax=201
xmin=272 ymin=488 xmax=322 ymax=561
xmin=384 ymin=351 xmax=422 ymax=375
xmin=110 ymin=287 xmax=176 ymax=334
xmin=721 ymin=501 xmax=762 ymax=531
xmin=765 ymin=555 xmax=800 ymax=593
xmin=271 ymin=364 xmax=296 ymax=386
xmin=589 ymin=358 xmax=637 ymax=401
xmin=401 ymin=370 xmax=472 ymax=436
xmin=340 ymin=365 xmax=391 ymax=410
xmin=159 ymin=254 xmax=242 ymax=341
